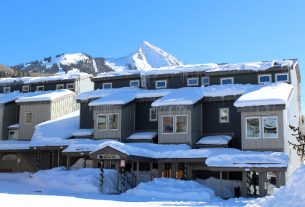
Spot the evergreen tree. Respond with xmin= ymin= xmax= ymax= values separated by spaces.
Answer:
xmin=289 ymin=125 xmax=305 ymax=159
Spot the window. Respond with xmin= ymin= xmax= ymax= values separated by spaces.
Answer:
xmin=187 ymin=78 xmax=199 ymax=86
xmin=36 ymin=86 xmax=44 ymax=91
xmin=103 ymin=82 xmax=112 ymax=89
xmin=246 ymin=117 xmax=260 ymax=139
xmin=8 ymin=130 xmax=18 ymax=140
xmin=3 ymin=87 xmax=10 ymax=93
xmin=56 ymin=84 xmax=64 ymax=90
xmin=162 ymin=115 xmax=174 ymax=134
xmin=22 ymin=85 xmax=29 ymax=92
xmin=97 ymin=115 xmax=107 ymax=130
xmin=67 ymin=83 xmax=75 ymax=90
xmin=149 ymin=108 xmax=157 ymax=121
xmin=176 ymin=115 xmax=188 ymax=133
xmin=275 ymin=73 xmax=289 ymax=82
xmin=202 ymin=77 xmax=210 ymax=86
xmin=155 ymin=80 xmax=167 ymax=89
xmin=258 ymin=74 xmax=271 ymax=84
xmin=108 ymin=114 xmax=119 ymax=130
xmin=220 ymin=77 xmax=234 ymax=85
xmin=262 ymin=116 xmax=278 ymax=138
xmin=25 ymin=112 xmax=32 ymax=124
xmin=219 ymin=108 xmax=229 ymax=123
xmin=129 ymin=80 xmax=140 ymax=87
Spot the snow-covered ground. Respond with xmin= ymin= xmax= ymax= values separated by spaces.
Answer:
xmin=0 ymin=167 xmax=253 ymax=207
xmin=1 ymin=165 xmax=305 ymax=207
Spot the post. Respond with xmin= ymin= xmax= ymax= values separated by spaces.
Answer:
xmin=241 ymin=172 xmax=247 ymax=197
xmin=136 ymin=161 xmax=139 ymax=184
xmin=66 ymin=155 xmax=70 ymax=170
xmin=57 ymin=148 xmax=60 ymax=167
xmin=150 ymin=162 xmax=153 ymax=180
xmin=220 ymin=171 xmax=223 ymax=198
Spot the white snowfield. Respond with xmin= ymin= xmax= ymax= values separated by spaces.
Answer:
xmin=98 ymin=59 xmax=294 ymax=77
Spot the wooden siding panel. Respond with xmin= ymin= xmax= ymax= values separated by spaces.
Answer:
xmin=80 ymin=102 xmax=93 ymax=129
xmin=135 ymin=102 xmax=157 ymax=131
xmin=121 ymin=102 xmax=135 ymax=142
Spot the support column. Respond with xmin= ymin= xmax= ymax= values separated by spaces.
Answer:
xmin=276 ymin=171 xmax=285 ymax=188
xmin=136 ymin=161 xmax=139 ymax=184
xmin=66 ymin=155 xmax=70 ymax=170
xmin=220 ymin=171 xmax=223 ymax=198
xmin=150 ymin=162 xmax=153 ymax=180
xmin=57 ymin=148 xmax=60 ymax=167
xmin=241 ymin=172 xmax=248 ymax=197
xmin=259 ymin=172 xmax=267 ymax=197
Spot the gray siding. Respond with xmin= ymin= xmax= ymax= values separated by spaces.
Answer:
xmin=121 ymin=102 xmax=135 ymax=142
xmin=135 ymin=101 xmax=158 ymax=131
xmin=0 ymin=103 xmax=19 ymax=140
xmin=80 ymin=101 xmax=93 ymax=129
xmin=191 ymin=102 xmax=202 ymax=145
xmin=241 ymin=110 xmax=284 ymax=151
xmin=157 ymin=105 xmax=192 ymax=145
xmin=202 ymin=100 xmax=242 ymax=149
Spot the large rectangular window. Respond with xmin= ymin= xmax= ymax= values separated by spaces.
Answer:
xmin=258 ymin=74 xmax=271 ymax=84
xmin=155 ymin=80 xmax=167 ymax=89
xmin=25 ymin=112 xmax=33 ymax=124
xmin=275 ymin=73 xmax=288 ymax=82
xmin=97 ymin=115 xmax=107 ymax=130
xmin=108 ymin=114 xmax=119 ymax=130
xmin=219 ymin=108 xmax=229 ymax=123
xmin=103 ymin=83 xmax=112 ymax=89
xmin=149 ymin=108 xmax=157 ymax=121
xmin=246 ymin=117 xmax=260 ymax=139
xmin=187 ymin=78 xmax=199 ymax=86
xmin=220 ymin=77 xmax=234 ymax=85
xmin=263 ymin=116 xmax=278 ymax=138
xmin=176 ymin=115 xmax=188 ymax=133
xmin=162 ymin=115 xmax=174 ymax=134
xmin=129 ymin=80 xmax=140 ymax=87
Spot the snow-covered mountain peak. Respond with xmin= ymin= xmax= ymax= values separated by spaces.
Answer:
xmin=106 ymin=41 xmax=184 ymax=71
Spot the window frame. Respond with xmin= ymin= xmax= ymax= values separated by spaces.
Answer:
xmin=108 ymin=113 xmax=119 ymax=131
xmin=25 ymin=112 xmax=33 ymax=124
xmin=219 ymin=108 xmax=230 ymax=123
xmin=3 ymin=86 xmax=11 ymax=93
xmin=66 ymin=83 xmax=75 ymax=90
xmin=245 ymin=117 xmax=261 ymax=139
xmin=22 ymin=85 xmax=30 ymax=92
xmin=262 ymin=116 xmax=279 ymax=139
xmin=8 ymin=130 xmax=18 ymax=140
xmin=220 ymin=77 xmax=234 ymax=85
xmin=36 ymin=85 xmax=44 ymax=91
xmin=258 ymin=74 xmax=272 ymax=84
xmin=275 ymin=73 xmax=289 ymax=82
xmin=162 ymin=115 xmax=174 ymax=134
xmin=129 ymin=80 xmax=140 ymax=88
xmin=149 ymin=108 xmax=157 ymax=122
xmin=102 ymin=82 xmax=112 ymax=89
xmin=175 ymin=114 xmax=188 ymax=134
xmin=56 ymin=84 xmax=65 ymax=90
xmin=155 ymin=80 xmax=167 ymax=89
xmin=187 ymin=78 xmax=199 ymax=86
xmin=96 ymin=114 xmax=107 ymax=131
xmin=201 ymin=77 xmax=210 ymax=86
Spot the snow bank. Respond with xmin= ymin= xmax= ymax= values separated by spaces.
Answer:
xmin=234 ymin=83 xmax=293 ymax=107
xmin=260 ymin=165 xmax=305 ymax=207
xmin=196 ymin=135 xmax=232 ymax=145
xmin=15 ymin=89 xmax=74 ymax=103
xmin=124 ymin=178 xmax=215 ymax=201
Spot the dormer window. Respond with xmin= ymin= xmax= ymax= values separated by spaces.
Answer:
xmin=187 ymin=78 xmax=199 ymax=86
xmin=155 ymin=80 xmax=167 ymax=89
xmin=3 ymin=87 xmax=11 ymax=93
xmin=275 ymin=73 xmax=289 ymax=82
xmin=103 ymin=82 xmax=112 ymax=89
xmin=220 ymin=77 xmax=234 ymax=85
xmin=36 ymin=86 xmax=44 ymax=91
xmin=129 ymin=80 xmax=140 ymax=87
xmin=258 ymin=74 xmax=272 ymax=84
xmin=202 ymin=77 xmax=210 ymax=86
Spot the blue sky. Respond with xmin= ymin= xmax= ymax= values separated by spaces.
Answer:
xmin=0 ymin=0 xmax=304 ymax=111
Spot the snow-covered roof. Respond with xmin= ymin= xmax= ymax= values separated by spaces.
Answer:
xmin=196 ymin=135 xmax=232 ymax=145
xmin=234 ymin=83 xmax=293 ymax=107
xmin=127 ymin=132 xmax=157 ymax=140
xmin=7 ymin=123 xmax=19 ymax=129
xmin=97 ymin=59 xmax=294 ymax=78
xmin=89 ymin=90 xmax=137 ymax=106
xmin=0 ymin=92 xmax=27 ymax=104
xmin=0 ymin=140 xmax=31 ymax=151
xmin=0 ymin=69 xmax=90 ymax=85
xmin=71 ymin=129 xmax=93 ymax=137
xmin=206 ymin=151 xmax=288 ymax=168
xmin=15 ymin=89 xmax=74 ymax=103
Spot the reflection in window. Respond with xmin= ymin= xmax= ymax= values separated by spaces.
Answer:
xmin=246 ymin=117 xmax=260 ymax=138
xmin=219 ymin=108 xmax=229 ymax=123
xmin=263 ymin=117 xmax=278 ymax=138
xmin=108 ymin=114 xmax=118 ymax=130
xmin=97 ymin=115 xmax=107 ymax=130
xmin=163 ymin=116 xmax=173 ymax=133
xmin=176 ymin=115 xmax=188 ymax=133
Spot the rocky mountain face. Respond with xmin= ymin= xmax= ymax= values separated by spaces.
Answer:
xmin=10 ymin=41 xmax=183 ymax=75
